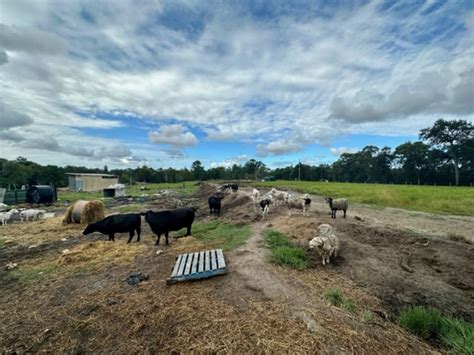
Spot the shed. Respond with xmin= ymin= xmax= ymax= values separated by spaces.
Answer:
xmin=103 ymin=184 xmax=126 ymax=198
xmin=67 ymin=173 xmax=118 ymax=192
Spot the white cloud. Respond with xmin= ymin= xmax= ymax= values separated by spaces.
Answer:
xmin=0 ymin=1 xmax=472 ymax=168
xmin=329 ymin=147 xmax=359 ymax=156
xmin=0 ymin=101 xmax=34 ymax=129
xmin=149 ymin=124 xmax=198 ymax=147
xmin=257 ymin=139 xmax=302 ymax=157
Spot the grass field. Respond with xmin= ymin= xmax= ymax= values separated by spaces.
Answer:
xmin=255 ymin=180 xmax=474 ymax=216
xmin=58 ymin=182 xmax=197 ymax=202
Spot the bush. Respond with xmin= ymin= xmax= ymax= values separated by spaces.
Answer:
xmin=399 ymin=306 xmax=474 ymax=354
xmin=264 ymin=230 xmax=309 ymax=269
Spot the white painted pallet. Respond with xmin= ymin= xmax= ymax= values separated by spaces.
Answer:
xmin=167 ymin=249 xmax=227 ymax=285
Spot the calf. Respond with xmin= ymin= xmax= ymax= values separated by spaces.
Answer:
xmin=142 ymin=207 xmax=197 ymax=245
xmin=82 ymin=213 xmax=141 ymax=243
xmin=208 ymin=194 xmax=224 ymax=217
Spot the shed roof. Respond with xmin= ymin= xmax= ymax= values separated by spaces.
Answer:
xmin=66 ymin=173 xmax=117 ymax=178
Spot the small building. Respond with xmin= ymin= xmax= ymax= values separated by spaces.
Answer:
xmin=67 ymin=173 xmax=118 ymax=192
xmin=103 ymin=183 xmax=126 ymax=198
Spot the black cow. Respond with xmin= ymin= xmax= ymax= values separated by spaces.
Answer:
xmin=82 ymin=213 xmax=141 ymax=243
xmin=208 ymin=194 xmax=224 ymax=217
xmin=141 ymin=207 xmax=197 ymax=245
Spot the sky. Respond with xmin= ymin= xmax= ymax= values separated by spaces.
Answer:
xmin=0 ymin=0 xmax=473 ymax=169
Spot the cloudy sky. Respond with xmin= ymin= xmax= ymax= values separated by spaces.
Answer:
xmin=1 ymin=0 xmax=473 ymax=169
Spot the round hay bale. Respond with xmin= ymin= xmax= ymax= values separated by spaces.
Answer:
xmin=61 ymin=200 xmax=105 ymax=225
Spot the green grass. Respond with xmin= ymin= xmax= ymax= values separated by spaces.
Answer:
xmin=263 ymin=229 xmax=309 ymax=269
xmin=255 ymin=180 xmax=474 ymax=216
xmin=178 ymin=220 xmax=251 ymax=251
xmin=58 ymin=182 xmax=198 ymax=202
xmin=9 ymin=263 xmax=60 ymax=284
xmin=361 ymin=310 xmax=375 ymax=323
xmin=399 ymin=306 xmax=474 ymax=353
xmin=322 ymin=288 xmax=356 ymax=313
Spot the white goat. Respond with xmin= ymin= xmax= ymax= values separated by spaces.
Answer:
xmin=286 ymin=194 xmax=312 ymax=216
xmin=309 ymin=224 xmax=340 ymax=266
xmin=1 ymin=209 xmax=20 ymax=226
xmin=20 ymin=209 xmax=46 ymax=222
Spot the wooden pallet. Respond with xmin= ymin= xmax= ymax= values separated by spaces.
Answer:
xmin=167 ymin=249 xmax=227 ymax=285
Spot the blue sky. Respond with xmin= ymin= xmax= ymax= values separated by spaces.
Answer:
xmin=0 ymin=0 xmax=473 ymax=169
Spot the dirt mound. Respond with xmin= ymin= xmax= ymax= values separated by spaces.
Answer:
xmin=270 ymin=215 xmax=474 ymax=321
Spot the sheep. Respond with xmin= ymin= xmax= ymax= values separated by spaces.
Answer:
xmin=270 ymin=188 xmax=291 ymax=206
xmin=286 ymin=195 xmax=312 ymax=216
xmin=0 ymin=203 xmax=8 ymax=212
xmin=308 ymin=224 xmax=340 ymax=266
xmin=20 ymin=209 xmax=46 ymax=222
xmin=325 ymin=197 xmax=348 ymax=218
xmin=0 ymin=209 xmax=20 ymax=226
xmin=252 ymin=188 xmax=260 ymax=199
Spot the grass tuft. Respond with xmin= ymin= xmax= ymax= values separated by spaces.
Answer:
xmin=263 ymin=230 xmax=309 ymax=269
xmin=399 ymin=306 xmax=474 ymax=353
xmin=179 ymin=221 xmax=251 ymax=251
xmin=323 ymin=288 xmax=356 ymax=313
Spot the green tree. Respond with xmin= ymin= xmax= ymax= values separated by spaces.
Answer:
xmin=395 ymin=142 xmax=430 ymax=185
xmin=191 ymin=160 xmax=205 ymax=181
xmin=420 ymin=119 xmax=474 ymax=185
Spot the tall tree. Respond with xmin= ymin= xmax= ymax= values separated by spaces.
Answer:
xmin=420 ymin=119 xmax=474 ymax=185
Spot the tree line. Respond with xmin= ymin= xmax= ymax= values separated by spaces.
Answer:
xmin=0 ymin=119 xmax=472 ymax=188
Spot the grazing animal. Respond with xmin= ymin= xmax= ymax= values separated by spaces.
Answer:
xmin=259 ymin=198 xmax=271 ymax=220
xmin=252 ymin=188 xmax=260 ymax=199
xmin=62 ymin=200 xmax=105 ymax=225
xmin=0 ymin=209 xmax=19 ymax=226
xmin=0 ymin=203 xmax=8 ymax=212
xmin=208 ymin=193 xmax=224 ymax=217
xmin=82 ymin=213 xmax=141 ymax=243
xmin=20 ymin=209 xmax=46 ymax=222
xmin=222 ymin=183 xmax=238 ymax=193
xmin=325 ymin=197 xmax=348 ymax=218
xmin=309 ymin=224 xmax=340 ymax=266
xmin=270 ymin=188 xmax=290 ymax=206
xmin=142 ymin=207 xmax=197 ymax=245
xmin=286 ymin=195 xmax=312 ymax=216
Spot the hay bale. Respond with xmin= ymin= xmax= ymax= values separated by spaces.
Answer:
xmin=62 ymin=200 xmax=105 ymax=225
xmin=82 ymin=200 xmax=105 ymax=225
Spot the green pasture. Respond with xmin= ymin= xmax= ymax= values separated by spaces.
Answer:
xmin=254 ymin=180 xmax=474 ymax=216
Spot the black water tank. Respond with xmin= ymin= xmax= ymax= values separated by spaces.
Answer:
xmin=26 ymin=185 xmax=55 ymax=204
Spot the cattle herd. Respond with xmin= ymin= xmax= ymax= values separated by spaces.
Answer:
xmin=1 ymin=183 xmax=349 ymax=266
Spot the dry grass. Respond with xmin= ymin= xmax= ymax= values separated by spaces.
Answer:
xmin=58 ymin=241 xmax=146 ymax=266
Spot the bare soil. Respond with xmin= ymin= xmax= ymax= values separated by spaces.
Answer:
xmin=0 ymin=183 xmax=471 ymax=353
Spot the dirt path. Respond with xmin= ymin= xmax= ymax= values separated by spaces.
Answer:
xmin=276 ymin=191 xmax=474 ymax=242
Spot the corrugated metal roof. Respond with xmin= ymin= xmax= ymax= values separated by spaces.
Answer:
xmin=66 ymin=173 xmax=117 ymax=177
